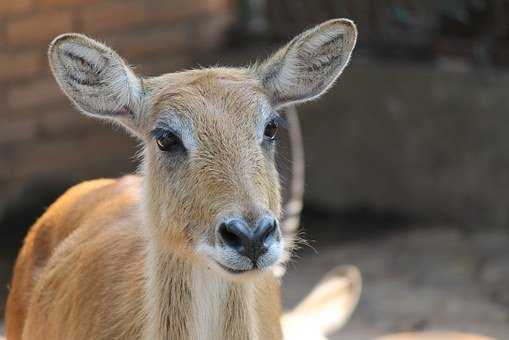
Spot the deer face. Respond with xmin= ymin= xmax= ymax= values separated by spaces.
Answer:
xmin=48 ymin=19 xmax=357 ymax=280
xmin=142 ymin=69 xmax=284 ymax=278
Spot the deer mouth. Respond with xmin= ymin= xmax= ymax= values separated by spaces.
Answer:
xmin=215 ymin=261 xmax=254 ymax=274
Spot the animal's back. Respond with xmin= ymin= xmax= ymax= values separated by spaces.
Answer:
xmin=5 ymin=176 xmax=147 ymax=340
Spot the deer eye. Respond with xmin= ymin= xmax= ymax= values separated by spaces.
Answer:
xmin=264 ymin=119 xmax=279 ymax=141
xmin=153 ymin=129 xmax=182 ymax=152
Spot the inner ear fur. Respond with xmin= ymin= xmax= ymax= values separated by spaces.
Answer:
xmin=256 ymin=19 xmax=357 ymax=107
xmin=48 ymin=33 xmax=142 ymax=122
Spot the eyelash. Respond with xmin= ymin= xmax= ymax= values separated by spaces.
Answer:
xmin=264 ymin=115 xmax=285 ymax=141
xmin=151 ymin=115 xmax=285 ymax=151
xmin=264 ymin=119 xmax=279 ymax=141
xmin=151 ymin=128 xmax=184 ymax=152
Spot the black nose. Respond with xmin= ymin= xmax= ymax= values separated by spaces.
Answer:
xmin=218 ymin=216 xmax=278 ymax=264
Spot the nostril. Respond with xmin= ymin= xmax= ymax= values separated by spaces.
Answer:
xmin=255 ymin=217 xmax=278 ymax=243
xmin=253 ymin=217 xmax=278 ymax=259
xmin=260 ymin=220 xmax=277 ymax=243
xmin=219 ymin=223 xmax=243 ymax=249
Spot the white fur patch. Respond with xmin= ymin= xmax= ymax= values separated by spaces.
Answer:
xmin=189 ymin=264 xmax=229 ymax=340
xmin=49 ymin=34 xmax=142 ymax=124
xmin=257 ymin=19 xmax=357 ymax=107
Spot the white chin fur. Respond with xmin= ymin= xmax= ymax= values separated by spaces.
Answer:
xmin=196 ymin=241 xmax=284 ymax=279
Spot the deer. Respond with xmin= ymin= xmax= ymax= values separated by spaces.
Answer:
xmin=2 ymin=17 xmax=497 ymax=340
xmin=4 ymin=18 xmax=359 ymax=340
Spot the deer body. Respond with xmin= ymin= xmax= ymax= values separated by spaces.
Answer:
xmin=5 ymin=19 xmax=358 ymax=340
xmin=6 ymin=176 xmax=282 ymax=339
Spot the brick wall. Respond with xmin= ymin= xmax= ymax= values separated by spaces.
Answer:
xmin=0 ymin=0 xmax=235 ymax=221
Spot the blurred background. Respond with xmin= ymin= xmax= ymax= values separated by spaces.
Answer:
xmin=1 ymin=0 xmax=509 ymax=338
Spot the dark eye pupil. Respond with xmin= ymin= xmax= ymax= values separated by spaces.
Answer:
xmin=156 ymin=132 xmax=180 ymax=151
xmin=264 ymin=121 xmax=278 ymax=140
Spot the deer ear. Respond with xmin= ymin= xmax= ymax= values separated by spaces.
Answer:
xmin=48 ymin=33 xmax=142 ymax=125
xmin=256 ymin=19 xmax=357 ymax=108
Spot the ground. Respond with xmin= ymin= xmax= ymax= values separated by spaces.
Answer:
xmin=283 ymin=224 xmax=509 ymax=339
xmin=1 ymin=225 xmax=508 ymax=339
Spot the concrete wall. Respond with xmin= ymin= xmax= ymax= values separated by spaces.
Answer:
xmin=299 ymin=58 xmax=509 ymax=226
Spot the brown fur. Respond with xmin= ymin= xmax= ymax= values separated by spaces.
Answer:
xmin=6 ymin=177 xmax=283 ymax=339
xmin=5 ymin=19 xmax=358 ymax=340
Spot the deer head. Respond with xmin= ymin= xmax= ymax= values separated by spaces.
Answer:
xmin=48 ymin=19 xmax=357 ymax=281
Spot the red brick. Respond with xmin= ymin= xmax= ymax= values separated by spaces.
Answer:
xmin=1 ymin=132 xmax=133 ymax=181
xmin=0 ymin=117 xmax=38 ymax=144
xmin=0 ymin=51 xmax=42 ymax=82
xmin=37 ymin=0 xmax=97 ymax=9
xmin=145 ymin=0 xmax=200 ymax=23
xmin=6 ymin=10 xmax=74 ymax=47
xmin=80 ymin=2 xmax=145 ymax=35
xmin=114 ymin=27 xmax=187 ymax=61
xmin=203 ymin=0 xmax=233 ymax=14
xmin=190 ymin=13 xmax=234 ymax=51
xmin=145 ymin=0 xmax=232 ymax=24
xmin=0 ymin=0 xmax=33 ymax=16
xmin=7 ymin=77 xmax=65 ymax=111
xmin=39 ymin=109 xmax=96 ymax=136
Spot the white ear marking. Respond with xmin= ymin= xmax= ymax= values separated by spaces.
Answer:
xmin=48 ymin=33 xmax=142 ymax=124
xmin=256 ymin=19 xmax=357 ymax=108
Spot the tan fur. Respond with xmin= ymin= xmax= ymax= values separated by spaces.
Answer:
xmin=6 ymin=177 xmax=283 ymax=340
xmin=5 ymin=19 xmax=357 ymax=340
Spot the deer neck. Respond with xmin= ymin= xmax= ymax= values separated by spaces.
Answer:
xmin=143 ymin=231 xmax=260 ymax=340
